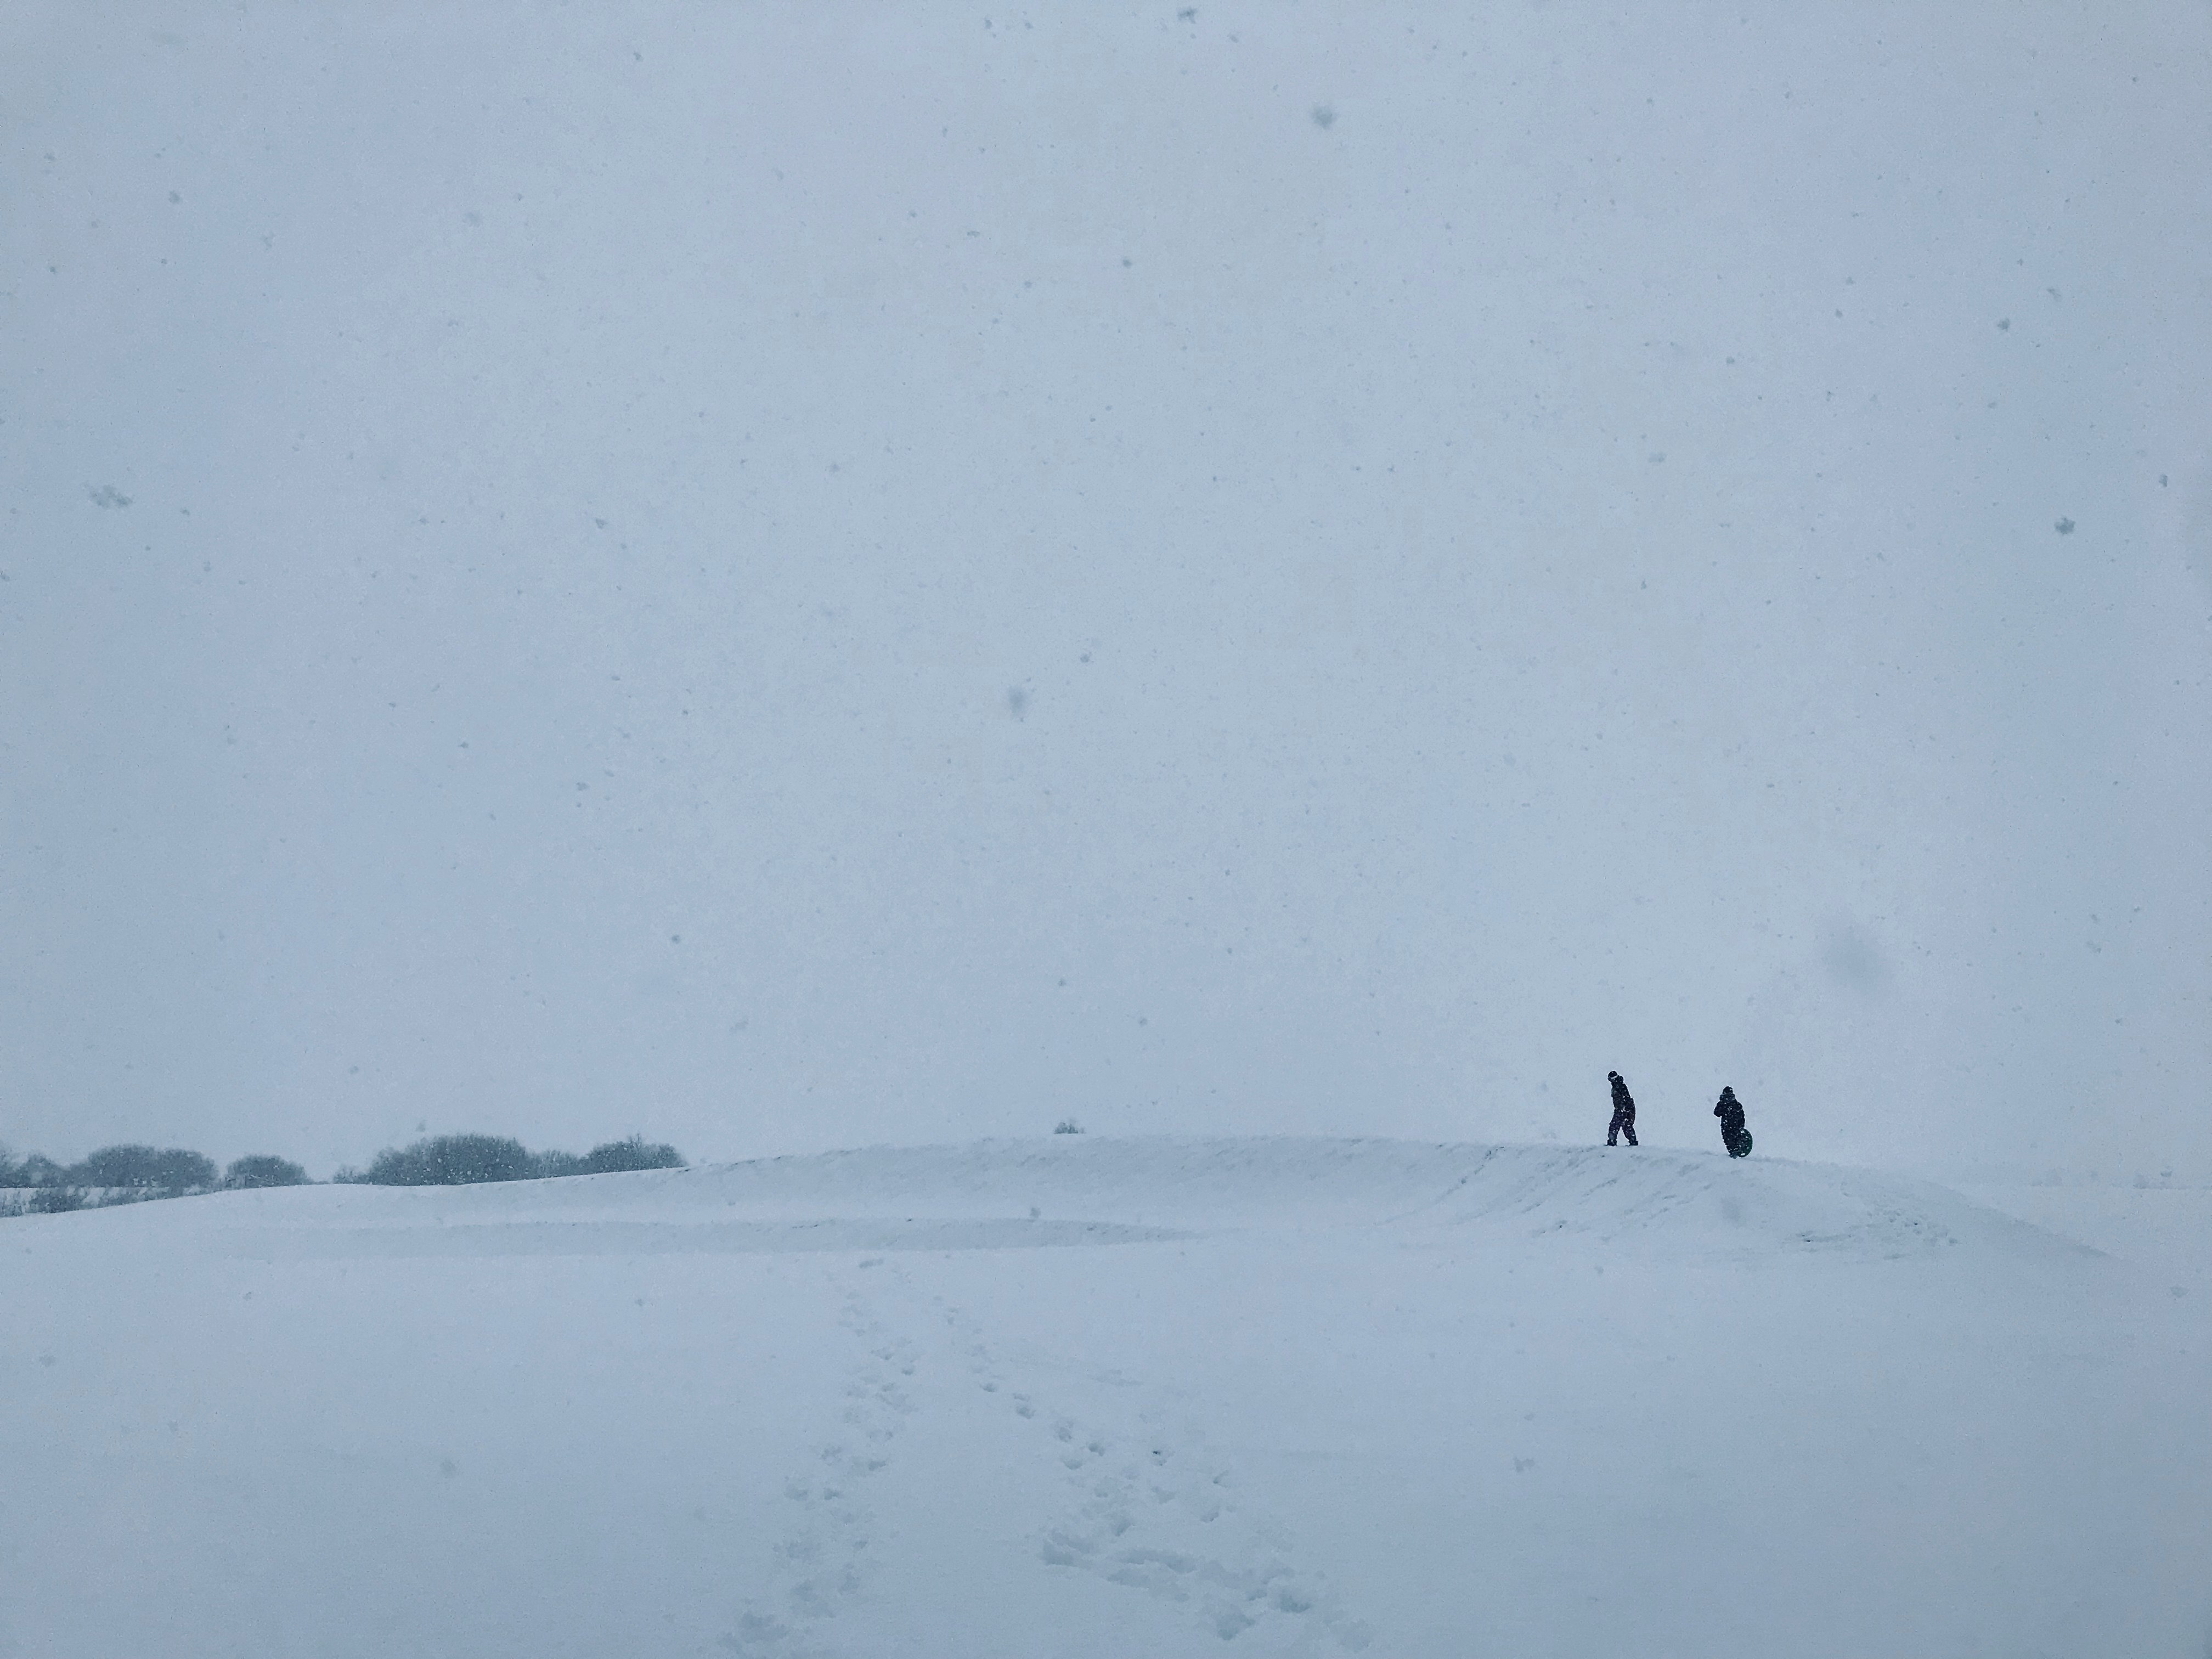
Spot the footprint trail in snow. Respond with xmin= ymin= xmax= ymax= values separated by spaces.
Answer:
xmin=725 ymin=1257 xmax=1369 ymax=1655
xmin=931 ymin=1292 xmax=1373 ymax=1651
xmin=724 ymin=1267 xmax=918 ymax=1657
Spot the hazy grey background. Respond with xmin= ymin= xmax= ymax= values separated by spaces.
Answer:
xmin=4 ymin=3 xmax=2208 ymax=1177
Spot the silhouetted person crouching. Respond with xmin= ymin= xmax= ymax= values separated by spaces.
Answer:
xmin=1714 ymin=1086 xmax=1752 ymax=1158
xmin=1606 ymin=1071 xmax=1639 ymax=1147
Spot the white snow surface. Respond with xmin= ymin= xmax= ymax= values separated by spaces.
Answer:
xmin=4 ymin=1136 xmax=2207 ymax=1658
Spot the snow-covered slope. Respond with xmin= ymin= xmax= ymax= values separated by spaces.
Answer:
xmin=4 ymin=1137 xmax=2204 ymax=1658
xmin=194 ymin=1135 xmax=2081 ymax=1263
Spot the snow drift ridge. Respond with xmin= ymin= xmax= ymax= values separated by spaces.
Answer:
xmin=187 ymin=1137 xmax=2085 ymax=1265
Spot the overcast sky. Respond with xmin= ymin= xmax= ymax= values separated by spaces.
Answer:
xmin=4 ymin=2 xmax=2208 ymax=1177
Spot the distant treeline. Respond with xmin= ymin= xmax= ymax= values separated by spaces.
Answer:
xmin=1 ymin=1132 xmax=685 ymax=1215
xmin=0 ymin=1145 xmax=301 ymax=1211
xmin=336 ymin=1133 xmax=685 ymax=1186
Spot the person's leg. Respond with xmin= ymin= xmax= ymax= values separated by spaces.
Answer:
xmin=1624 ymin=1124 xmax=1637 ymax=1146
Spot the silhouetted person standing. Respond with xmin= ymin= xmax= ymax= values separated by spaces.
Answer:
xmin=1606 ymin=1071 xmax=1639 ymax=1147
xmin=1714 ymin=1086 xmax=1752 ymax=1158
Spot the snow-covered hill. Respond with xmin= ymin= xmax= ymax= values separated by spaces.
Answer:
xmin=4 ymin=1137 xmax=2205 ymax=1657
xmin=195 ymin=1135 xmax=2081 ymax=1264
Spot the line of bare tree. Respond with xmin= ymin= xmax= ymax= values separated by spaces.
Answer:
xmin=2 ymin=1132 xmax=685 ymax=1216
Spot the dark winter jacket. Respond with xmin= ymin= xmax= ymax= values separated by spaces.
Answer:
xmin=1714 ymin=1087 xmax=1751 ymax=1155
xmin=1608 ymin=1073 xmax=1635 ymax=1126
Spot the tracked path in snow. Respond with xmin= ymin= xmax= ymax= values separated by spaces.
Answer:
xmin=721 ymin=1250 xmax=1373 ymax=1657
xmin=921 ymin=1273 xmax=1373 ymax=1654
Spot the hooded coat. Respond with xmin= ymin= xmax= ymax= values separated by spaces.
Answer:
xmin=1714 ymin=1088 xmax=1752 ymax=1158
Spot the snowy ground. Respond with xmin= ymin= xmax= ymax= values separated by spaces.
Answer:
xmin=3 ymin=1138 xmax=2207 ymax=1658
